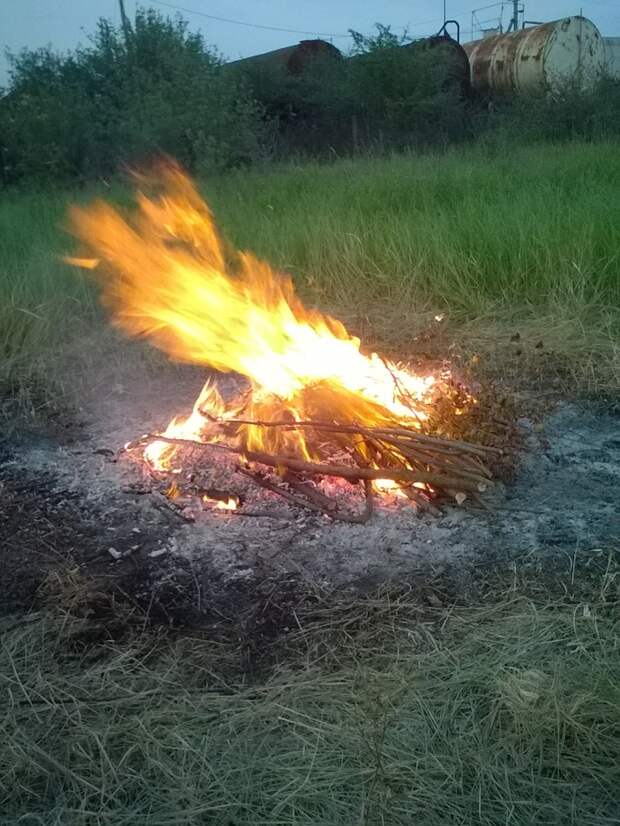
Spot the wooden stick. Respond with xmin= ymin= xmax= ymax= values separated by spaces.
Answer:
xmin=217 ymin=419 xmax=503 ymax=456
xmin=283 ymin=472 xmax=338 ymax=512
xmin=237 ymin=468 xmax=327 ymax=514
xmin=139 ymin=434 xmax=490 ymax=492
xmin=238 ymin=468 xmax=373 ymax=524
xmin=378 ymin=440 xmax=491 ymax=484
xmin=401 ymin=485 xmax=441 ymax=517
xmin=243 ymin=449 xmax=488 ymax=492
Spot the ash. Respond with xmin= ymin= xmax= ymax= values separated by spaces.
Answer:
xmin=4 ymin=367 xmax=619 ymax=602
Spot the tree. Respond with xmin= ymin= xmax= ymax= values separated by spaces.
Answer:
xmin=0 ymin=9 xmax=269 ymax=183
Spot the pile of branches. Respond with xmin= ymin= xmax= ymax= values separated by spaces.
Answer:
xmin=137 ymin=419 xmax=501 ymax=524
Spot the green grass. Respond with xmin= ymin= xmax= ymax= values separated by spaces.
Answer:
xmin=1 ymin=140 xmax=619 ymax=413
xmin=2 ymin=551 xmax=619 ymax=825
xmin=207 ymin=141 xmax=620 ymax=392
xmin=211 ymin=141 xmax=620 ymax=312
xmin=0 ymin=188 xmax=101 ymax=413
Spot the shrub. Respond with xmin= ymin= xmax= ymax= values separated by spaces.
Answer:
xmin=476 ymin=74 xmax=620 ymax=146
xmin=0 ymin=9 xmax=269 ymax=184
xmin=234 ymin=24 xmax=470 ymax=157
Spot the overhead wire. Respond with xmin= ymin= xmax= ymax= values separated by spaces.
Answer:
xmin=149 ymin=0 xmax=475 ymax=41
xmin=149 ymin=0 xmax=350 ymax=37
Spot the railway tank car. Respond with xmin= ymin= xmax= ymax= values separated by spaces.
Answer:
xmin=403 ymin=31 xmax=471 ymax=97
xmin=604 ymin=38 xmax=620 ymax=79
xmin=227 ymin=39 xmax=342 ymax=75
xmin=463 ymin=16 xmax=606 ymax=95
xmin=227 ymin=32 xmax=470 ymax=99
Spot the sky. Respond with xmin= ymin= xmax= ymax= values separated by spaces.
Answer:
xmin=1 ymin=0 xmax=618 ymax=86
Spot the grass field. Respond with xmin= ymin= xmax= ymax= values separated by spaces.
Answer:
xmin=1 ymin=140 xmax=619 ymax=414
xmin=2 ymin=551 xmax=619 ymax=825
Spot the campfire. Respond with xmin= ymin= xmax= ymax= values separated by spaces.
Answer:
xmin=66 ymin=162 xmax=499 ymax=522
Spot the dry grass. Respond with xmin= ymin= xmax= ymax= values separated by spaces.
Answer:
xmin=1 ymin=549 xmax=619 ymax=825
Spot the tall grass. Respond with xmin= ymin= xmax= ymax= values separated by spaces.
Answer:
xmin=0 ymin=189 xmax=101 ymax=411
xmin=208 ymin=141 xmax=620 ymax=390
xmin=1 ymin=140 xmax=619 ymax=410
xmin=212 ymin=141 xmax=620 ymax=313
xmin=2 ymin=555 xmax=619 ymax=825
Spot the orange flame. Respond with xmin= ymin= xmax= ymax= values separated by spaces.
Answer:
xmin=202 ymin=494 xmax=238 ymax=511
xmin=67 ymin=162 xmax=439 ymax=492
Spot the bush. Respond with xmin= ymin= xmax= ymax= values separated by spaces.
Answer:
xmin=234 ymin=25 xmax=470 ymax=157
xmin=2 ymin=10 xmax=619 ymax=184
xmin=476 ymin=74 xmax=620 ymax=146
xmin=346 ymin=26 xmax=469 ymax=148
xmin=0 ymin=9 xmax=269 ymax=184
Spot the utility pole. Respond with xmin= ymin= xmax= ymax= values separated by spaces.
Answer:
xmin=118 ymin=0 xmax=132 ymax=50
xmin=508 ymin=0 xmax=520 ymax=31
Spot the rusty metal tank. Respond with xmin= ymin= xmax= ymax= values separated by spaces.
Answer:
xmin=227 ymin=39 xmax=342 ymax=75
xmin=463 ymin=16 xmax=606 ymax=95
xmin=604 ymin=38 xmax=620 ymax=79
xmin=405 ymin=35 xmax=471 ymax=97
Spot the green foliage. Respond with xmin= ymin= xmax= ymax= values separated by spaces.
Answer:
xmin=477 ymin=74 xmax=620 ymax=146
xmin=228 ymin=48 xmax=350 ymax=155
xmin=346 ymin=34 xmax=468 ymax=146
xmin=349 ymin=22 xmax=411 ymax=52
xmin=2 ymin=9 xmax=620 ymax=182
xmin=0 ymin=9 xmax=268 ymax=183
xmin=235 ymin=24 xmax=469 ymax=156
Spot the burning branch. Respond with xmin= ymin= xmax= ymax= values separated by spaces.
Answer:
xmin=133 ymin=418 xmax=496 ymax=520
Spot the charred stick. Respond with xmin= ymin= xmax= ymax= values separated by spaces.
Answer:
xmin=401 ymin=485 xmax=441 ymax=517
xmin=237 ymin=468 xmax=328 ymax=515
xmin=231 ymin=510 xmax=291 ymax=519
xmin=239 ymin=468 xmax=373 ymax=524
xmin=242 ymin=449 xmax=488 ymax=492
xmin=283 ymin=472 xmax=338 ymax=512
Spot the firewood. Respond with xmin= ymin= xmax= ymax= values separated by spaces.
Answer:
xmin=134 ymin=413 xmax=497 ymax=520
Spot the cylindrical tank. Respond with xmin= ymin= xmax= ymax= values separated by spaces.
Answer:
xmin=227 ymin=40 xmax=342 ymax=76
xmin=405 ymin=35 xmax=471 ymax=97
xmin=463 ymin=17 xmax=606 ymax=95
xmin=604 ymin=38 xmax=620 ymax=79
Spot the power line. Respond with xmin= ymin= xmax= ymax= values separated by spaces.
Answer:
xmin=148 ymin=0 xmax=476 ymax=44
xmin=391 ymin=5 xmax=481 ymax=35
xmin=149 ymin=1 xmax=473 ymax=38
xmin=149 ymin=0 xmax=350 ymax=38
xmin=404 ymin=10 xmax=471 ymax=29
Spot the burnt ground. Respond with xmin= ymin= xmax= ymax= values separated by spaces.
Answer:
xmin=1 ymin=364 xmax=619 ymax=632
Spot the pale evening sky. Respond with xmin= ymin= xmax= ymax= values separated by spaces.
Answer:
xmin=1 ymin=0 xmax=618 ymax=87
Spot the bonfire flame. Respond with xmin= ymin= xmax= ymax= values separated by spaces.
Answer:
xmin=67 ymin=162 xmax=453 ymax=503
